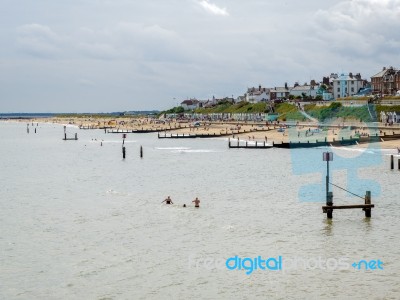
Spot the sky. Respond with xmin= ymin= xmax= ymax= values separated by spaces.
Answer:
xmin=0 ymin=0 xmax=399 ymax=112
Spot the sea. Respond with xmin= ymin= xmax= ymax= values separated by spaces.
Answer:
xmin=0 ymin=121 xmax=399 ymax=300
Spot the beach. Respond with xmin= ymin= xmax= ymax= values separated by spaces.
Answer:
xmin=11 ymin=116 xmax=400 ymax=150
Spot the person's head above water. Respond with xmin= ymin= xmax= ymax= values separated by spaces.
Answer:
xmin=183 ymin=204 xmax=186 ymax=207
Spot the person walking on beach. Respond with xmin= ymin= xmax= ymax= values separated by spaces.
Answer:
xmin=192 ymin=197 xmax=200 ymax=208
xmin=162 ymin=196 xmax=173 ymax=205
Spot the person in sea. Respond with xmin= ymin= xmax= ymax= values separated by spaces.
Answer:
xmin=192 ymin=197 xmax=200 ymax=208
xmin=161 ymin=196 xmax=173 ymax=205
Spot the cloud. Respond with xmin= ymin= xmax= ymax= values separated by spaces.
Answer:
xmin=312 ymin=0 xmax=400 ymax=58
xmin=16 ymin=23 xmax=64 ymax=57
xmin=198 ymin=0 xmax=229 ymax=16
xmin=14 ymin=22 xmax=206 ymax=63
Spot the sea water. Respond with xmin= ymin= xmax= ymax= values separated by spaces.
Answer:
xmin=0 ymin=121 xmax=399 ymax=299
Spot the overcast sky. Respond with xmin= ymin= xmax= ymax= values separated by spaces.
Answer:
xmin=1 ymin=0 xmax=399 ymax=112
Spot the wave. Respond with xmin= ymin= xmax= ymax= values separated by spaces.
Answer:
xmin=171 ymin=149 xmax=217 ymax=153
xmin=106 ymin=189 xmax=129 ymax=196
xmin=155 ymin=147 xmax=191 ymax=150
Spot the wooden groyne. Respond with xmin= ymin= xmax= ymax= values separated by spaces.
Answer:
xmin=79 ymin=125 xmax=99 ymax=130
xmin=270 ymin=133 xmax=391 ymax=149
xmin=380 ymin=132 xmax=400 ymax=141
xmin=108 ymin=126 xmax=190 ymax=134
xmin=158 ymin=132 xmax=233 ymax=139
xmin=272 ymin=137 xmax=359 ymax=149
xmin=228 ymin=138 xmax=272 ymax=149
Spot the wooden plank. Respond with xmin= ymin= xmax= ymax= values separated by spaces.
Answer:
xmin=322 ymin=204 xmax=374 ymax=211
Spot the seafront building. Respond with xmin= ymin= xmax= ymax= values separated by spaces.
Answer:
xmin=289 ymin=84 xmax=318 ymax=99
xmin=332 ymin=73 xmax=366 ymax=99
xmin=178 ymin=66 xmax=400 ymax=109
xmin=371 ymin=66 xmax=400 ymax=96
xmin=246 ymin=86 xmax=270 ymax=103
xmin=269 ymin=84 xmax=290 ymax=100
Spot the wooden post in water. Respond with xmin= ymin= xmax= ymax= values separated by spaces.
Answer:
xmin=391 ymin=155 xmax=394 ymax=170
xmin=365 ymin=191 xmax=371 ymax=218
xmin=327 ymin=192 xmax=333 ymax=219
xmin=398 ymin=159 xmax=400 ymax=170
xmin=75 ymin=133 xmax=78 ymax=140
xmin=35 ymin=128 xmax=37 ymax=134
xmin=140 ymin=146 xmax=143 ymax=158
xmin=27 ymin=124 xmax=29 ymax=134
xmin=122 ymin=146 xmax=126 ymax=159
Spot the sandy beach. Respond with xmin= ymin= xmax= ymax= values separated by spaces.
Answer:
xmin=9 ymin=116 xmax=400 ymax=150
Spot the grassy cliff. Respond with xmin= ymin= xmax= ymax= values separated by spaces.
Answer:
xmin=194 ymin=101 xmax=267 ymax=114
xmin=304 ymin=103 xmax=373 ymax=122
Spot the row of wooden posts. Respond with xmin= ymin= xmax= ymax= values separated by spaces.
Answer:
xmin=390 ymin=155 xmax=400 ymax=170
xmin=122 ymin=145 xmax=143 ymax=159
xmin=27 ymin=123 xmax=38 ymax=134
xmin=62 ymin=127 xmax=144 ymax=158
xmin=122 ymin=134 xmax=143 ymax=159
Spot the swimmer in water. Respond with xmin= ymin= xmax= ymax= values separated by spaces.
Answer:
xmin=183 ymin=204 xmax=186 ymax=207
xmin=192 ymin=197 xmax=200 ymax=208
xmin=161 ymin=196 xmax=173 ymax=205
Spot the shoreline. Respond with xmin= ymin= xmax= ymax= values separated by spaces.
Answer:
xmin=2 ymin=116 xmax=400 ymax=150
